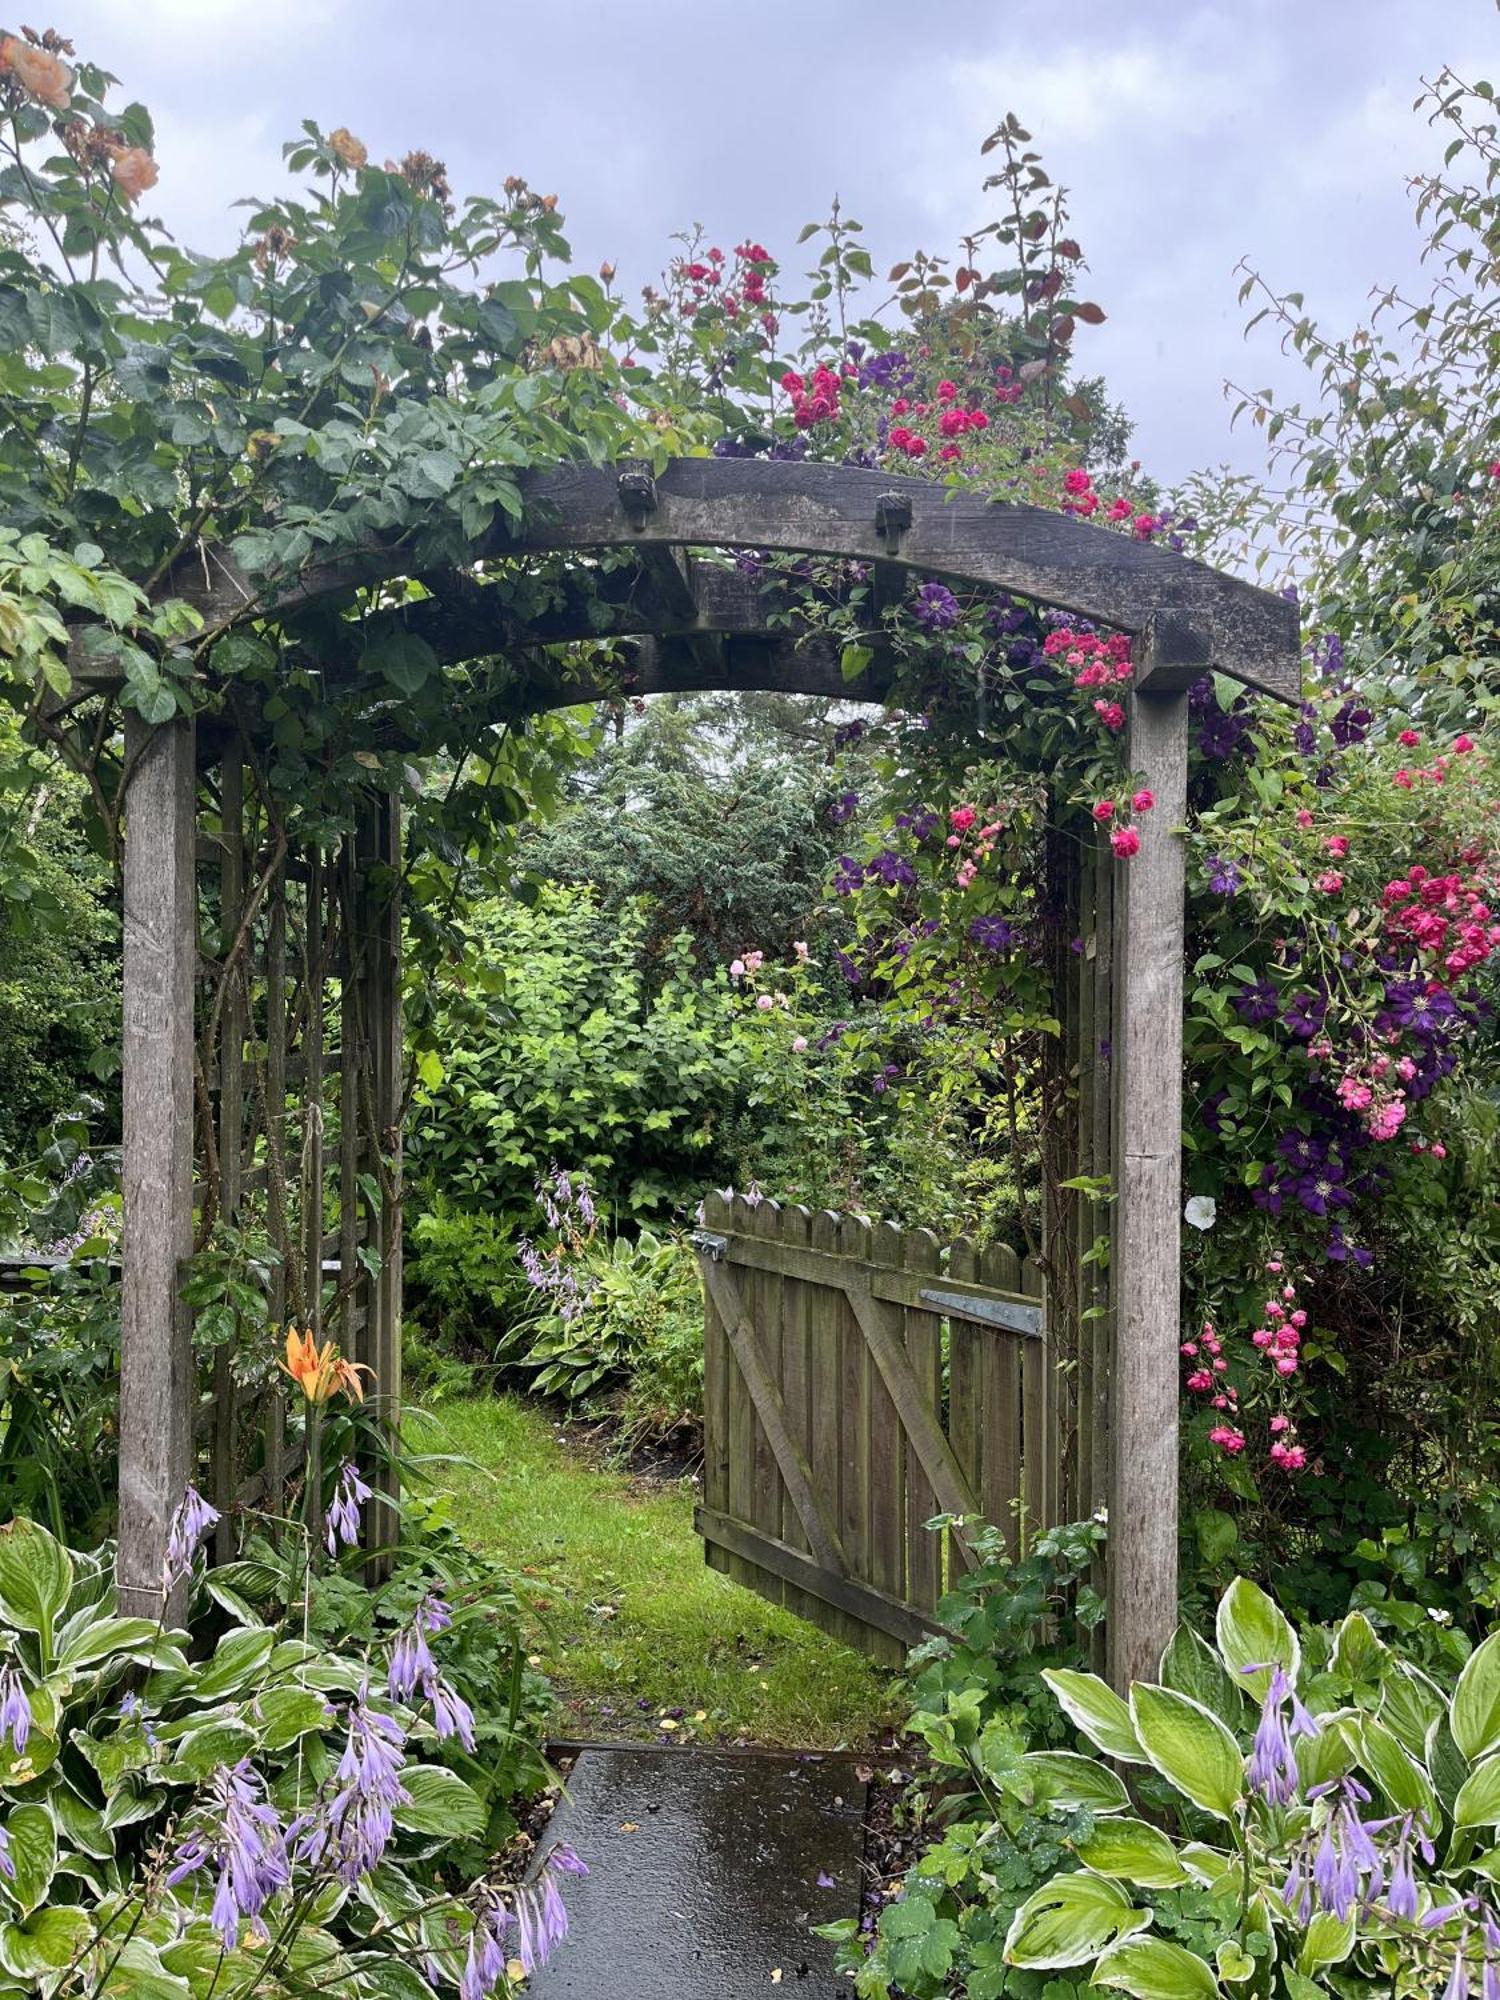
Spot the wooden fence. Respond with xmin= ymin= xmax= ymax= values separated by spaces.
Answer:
xmin=694 ymin=1191 xmax=1053 ymax=1664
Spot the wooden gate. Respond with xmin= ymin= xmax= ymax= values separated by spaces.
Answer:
xmin=694 ymin=1191 xmax=1054 ymax=1664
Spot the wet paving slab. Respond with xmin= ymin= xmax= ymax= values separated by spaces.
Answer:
xmin=528 ymin=1745 xmax=869 ymax=1997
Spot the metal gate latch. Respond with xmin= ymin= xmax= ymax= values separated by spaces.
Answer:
xmin=691 ymin=1230 xmax=729 ymax=1261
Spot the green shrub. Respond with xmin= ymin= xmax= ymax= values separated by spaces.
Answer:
xmin=520 ymin=1224 xmax=704 ymax=1446
xmin=407 ymin=885 xmax=753 ymax=1229
xmin=406 ymin=1201 xmax=530 ymax=1359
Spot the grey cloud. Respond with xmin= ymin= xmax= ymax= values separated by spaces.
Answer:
xmin=63 ymin=0 xmax=1493 ymax=487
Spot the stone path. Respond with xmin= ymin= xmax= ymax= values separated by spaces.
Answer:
xmin=528 ymin=1746 xmax=869 ymax=1997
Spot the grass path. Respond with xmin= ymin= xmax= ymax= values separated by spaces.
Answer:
xmin=411 ymin=1391 xmax=896 ymax=1749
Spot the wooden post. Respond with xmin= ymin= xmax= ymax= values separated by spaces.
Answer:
xmin=369 ymin=795 xmax=403 ymax=1478
xmin=1107 ymin=666 xmax=1190 ymax=1693
xmin=118 ymin=714 xmax=198 ymax=1620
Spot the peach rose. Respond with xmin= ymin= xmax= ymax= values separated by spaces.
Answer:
xmin=2 ymin=36 xmax=73 ymax=109
xmin=329 ymin=127 xmax=367 ymax=169
xmin=110 ymin=147 xmax=159 ymax=202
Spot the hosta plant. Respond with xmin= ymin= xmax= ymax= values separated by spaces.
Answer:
xmin=0 ymin=1510 xmax=575 ymax=1998
xmin=850 ymin=1578 xmax=1500 ymax=1997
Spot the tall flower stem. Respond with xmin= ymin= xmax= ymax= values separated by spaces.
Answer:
xmin=304 ymin=1402 xmax=324 ymax=1577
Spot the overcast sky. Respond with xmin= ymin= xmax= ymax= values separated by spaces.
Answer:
xmin=59 ymin=0 xmax=1497 ymax=490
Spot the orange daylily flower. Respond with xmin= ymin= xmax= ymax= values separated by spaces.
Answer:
xmin=282 ymin=1327 xmax=371 ymax=1404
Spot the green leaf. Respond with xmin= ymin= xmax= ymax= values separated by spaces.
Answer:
xmin=1129 ymin=1685 xmax=1245 ymax=1821
xmin=1453 ymin=1630 xmax=1500 ymax=1761
xmin=1358 ymin=1716 xmax=1436 ymax=1824
xmin=1215 ymin=1941 xmax=1254 ymax=1984
xmin=1330 ymin=1610 xmax=1387 ymax=1685
xmin=1381 ymin=1662 xmax=1445 ymax=1760
xmin=0 ymin=1520 xmax=73 ymax=1661
xmin=1004 ymin=1873 xmax=1149 ymax=1971
xmin=97 ymin=1938 xmax=192 ymax=1998
xmin=1019 ymin=1751 xmax=1130 ymax=1813
xmin=1454 ymin=1752 xmax=1500 ymax=1828
xmin=170 ymin=1720 xmax=258 ymax=1782
xmin=840 ymin=642 xmax=874 ymax=682
xmin=0 ymin=1723 xmax=57 ymax=1787
xmin=1091 ymin=1934 xmax=1220 ymax=1996
xmin=349 ymin=1962 xmax=441 ymax=2000
xmin=1043 ymin=1669 xmax=1147 ymax=1764
xmin=58 ymin=1615 xmax=164 ymax=1671
xmin=1215 ymin=1577 xmax=1299 ymax=1697
xmin=1075 ymin=1818 xmax=1188 ymax=1889
xmin=0 ymin=1906 xmax=92 ymax=1979
xmin=393 ymin=1764 xmax=486 ymax=1839
xmin=363 ymin=630 xmax=440 ymax=698
xmin=254 ymin=1686 xmax=331 ymax=1752
xmin=1296 ymin=1908 xmax=1355 ymax=1974
xmin=192 ymin=1628 xmax=274 ymax=1700
xmin=0 ymin=1806 xmax=54 ymax=1919
xmin=1159 ymin=1625 xmax=1242 ymax=1724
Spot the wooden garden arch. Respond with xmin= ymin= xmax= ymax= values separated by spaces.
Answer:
xmin=108 ymin=458 xmax=1299 ymax=1690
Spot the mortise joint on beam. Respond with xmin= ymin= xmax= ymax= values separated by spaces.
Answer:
xmin=1132 ymin=608 xmax=1216 ymax=693
xmin=617 ymin=459 xmax=658 ymax=529
xmin=874 ymin=491 xmax=913 ymax=546
xmin=873 ymin=495 xmax=913 ymax=619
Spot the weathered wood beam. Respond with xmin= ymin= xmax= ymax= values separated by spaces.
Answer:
xmin=1106 ymin=669 xmax=1190 ymax=1694
xmin=75 ymin=460 xmax=1298 ymax=700
xmin=118 ymin=714 xmax=198 ymax=1621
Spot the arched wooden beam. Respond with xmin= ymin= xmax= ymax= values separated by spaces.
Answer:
xmin=116 ymin=459 xmax=1298 ymax=702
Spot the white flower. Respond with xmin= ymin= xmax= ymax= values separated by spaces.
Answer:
xmin=1185 ymin=1196 xmax=1217 ymax=1231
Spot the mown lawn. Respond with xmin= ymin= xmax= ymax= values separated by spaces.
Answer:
xmin=410 ymin=1391 xmax=897 ymax=1749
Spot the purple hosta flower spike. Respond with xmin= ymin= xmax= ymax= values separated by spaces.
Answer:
xmin=1307 ymin=1777 xmax=1381 ymax=1922
xmin=163 ymin=1484 xmax=220 ymax=1589
xmin=429 ymin=1677 xmax=476 ymax=1753
xmin=389 ymin=1595 xmax=473 ymax=1749
xmin=0 ymin=1824 xmax=13 ymax=1883
xmin=460 ymin=1892 xmax=513 ymax=2000
xmin=297 ymin=1697 xmax=410 ymax=1885
xmin=1247 ymin=1664 xmax=1310 ymax=1807
xmin=512 ymin=1844 xmax=589 ymax=1977
xmin=326 ymin=1460 xmax=372 ymax=1556
xmin=166 ymin=1759 xmax=289 ymax=1949
xmin=0 ymin=1668 xmax=31 ymax=1756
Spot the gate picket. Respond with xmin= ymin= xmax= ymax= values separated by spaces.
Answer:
xmin=946 ymin=1234 xmax=982 ymax=1587
xmin=868 ymin=1220 xmax=907 ymax=1616
xmin=700 ymin=1190 xmax=732 ymax=1581
xmin=837 ymin=1215 xmax=873 ymax=1628
xmin=902 ymin=1227 xmax=943 ymax=1615
xmin=979 ymin=1240 xmax=1022 ymax=1554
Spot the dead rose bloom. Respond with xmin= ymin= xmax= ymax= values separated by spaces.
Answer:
xmin=110 ymin=146 xmax=158 ymax=202
xmin=1 ymin=34 xmax=73 ymax=108
xmin=329 ymin=126 xmax=367 ymax=169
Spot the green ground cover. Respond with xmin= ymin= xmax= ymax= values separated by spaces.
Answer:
xmin=412 ymin=1391 xmax=896 ymax=1748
